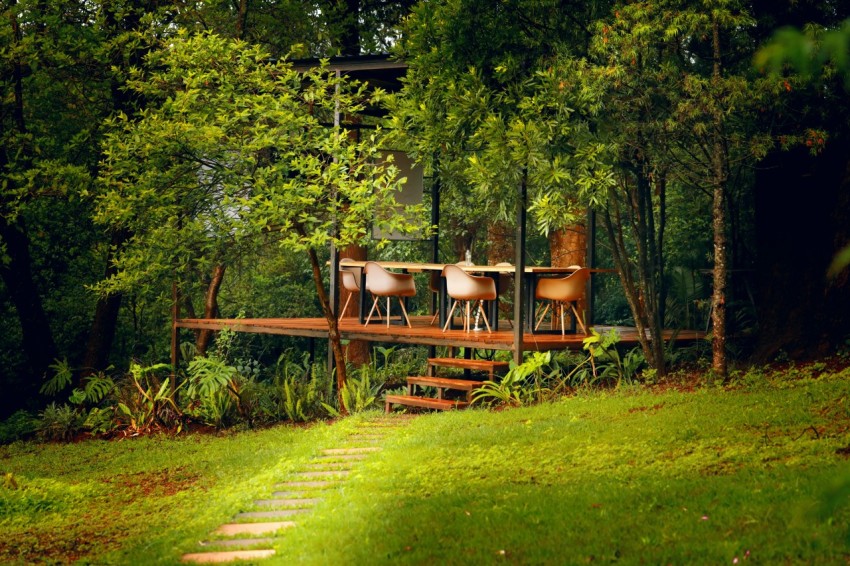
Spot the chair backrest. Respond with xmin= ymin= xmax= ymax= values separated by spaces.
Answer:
xmin=364 ymin=261 xmax=416 ymax=296
xmin=339 ymin=257 xmax=362 ymax=290
xmin=442 ymin=264 xmax=497 ymax=301
xmin=535 ymin=267 xmax=589 ymax=302
xmin=340 ymin=269 xmax=359 ymax=293
xmin=495 ymin=262 xmax=513 ymax=295
xmin=429 ymin=270 xmax=442 ymax=293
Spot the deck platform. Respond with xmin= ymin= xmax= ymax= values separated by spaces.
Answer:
xmin=176 ymin=316 xmax=704 ymax=352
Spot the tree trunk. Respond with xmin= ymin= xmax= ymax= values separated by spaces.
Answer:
xmin=196 ymin=264 xmax=226 ymax=356
xmin=235 ymin=0 xmax=249 ymax=39
xmin=339 ymin=244 xmax=369 ymax=367
xmin=710 ymin=18 xmax=729 ymax=380
xmin=487 ymin=220 xmax=515 ymax=323
xmin=603 ymin=165 xmax=667 ymax=376
xmin=548 ymin=224 xmax=585 ymax=267
xmin=80 ymin=230 xmax=129 ymax=376
xmin=0 ymin=217 xmax=58 ymax=381
xmin=307 ymin=246 xmax=348 ymax=414
xmin=548 ymin=219 xmax=587 ymax=330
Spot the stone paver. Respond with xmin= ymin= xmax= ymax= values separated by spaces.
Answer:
xmin=311 ymin=453 xmax=367 ymax=461
xmin=304 ymin=462 xmax=353 ymax=470
xmin=236 ymin=509 xmax=310 ymax=519
xmin=322 ymin=447 xmax=381 ymax=455
xmin=274 ymin=480 xmax=337 ymax=488
xmin=270 ymin=490 xmax=313 ymax=498
xmin=294 ymin=470 xmax=351 ymax=478
xmin=198 ymin=538 xmax=273 ymax=548
xmin=182 ymin=550 xmax=275 ymax=563
xmin=254 ymin=498 xmax=321 ymax=507
xmin=213 ymin=521 xmax=296 ymax=536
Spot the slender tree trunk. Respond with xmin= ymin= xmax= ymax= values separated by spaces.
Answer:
xmin=81 ymin=229 xmax=129 ymax=376
xmin=235 ymin=0 xmax=249 ymax=39
xmin=604 ymin=166 xmax=667 ymax=376
xmin=307 ymin=246 xmax=348 ymax=414
xmin=196 ymin=263 xmax=226 ymax=356
xmin=711 ymin=18 xmax=729 ymax=380
xmin=339 ymin=244 xmax=369 ymax=367
xmin=0 ymin=217 xmax=58 ymax=381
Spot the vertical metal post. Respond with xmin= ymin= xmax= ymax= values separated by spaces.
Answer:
xmin=512 ymin=171 xmax=528 ymax=366
xmin=429 ymin=163 xmax=441 ymax=359
xmin=587 ymin=208 xmax=597 ymax=325
xmin=170 ymin=281 xmax=179 ymax=395
xmin=328 ymin=70 xmax=342 ymax=378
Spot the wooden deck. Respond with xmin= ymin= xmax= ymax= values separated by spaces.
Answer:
xmin=176 ymin=315 xmax=705 ymax=352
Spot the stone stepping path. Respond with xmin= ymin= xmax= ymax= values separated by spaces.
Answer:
xmin=182 ymin=550 xmax=275 ymax=563
xmin=254 ymin=498 xmax=321 ymax=507
xmin=181 ymin=416 xmax=410 ymax=563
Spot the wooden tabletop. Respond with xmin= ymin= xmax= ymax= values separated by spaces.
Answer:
xmin=340 ymin=260 xmax=613 ymax=274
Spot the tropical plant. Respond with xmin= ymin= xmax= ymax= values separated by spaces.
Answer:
xmin=325 ymin=371 xmax=382 ymax=416
xmin=39 ymin=360 xmax=74 ymax=397
xmin=114 ymin=363 xmax=183 ymax=435
xmin=184 ymin=355 xmax=242 ymax=428
xmin=473 ymin=352 xmax=557 ymax=406
xmin=36 ymin=403 xmax=83 ymax=442
xmin=580 ymin=329 xmax=646 ymax=386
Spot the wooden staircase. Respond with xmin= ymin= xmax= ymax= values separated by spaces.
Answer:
xmin=384 ymin=357 xmax=510 ymax=413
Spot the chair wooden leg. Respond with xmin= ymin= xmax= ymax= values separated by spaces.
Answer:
xmin=339 ymin=293 xmax=353 ymax=321
xmin=535 ymin=303 xmax=551 ymax=331
xmin=570 ymin=302 xmax=588 ymax=335
xmin=365 ymin=296 xmax=381 ymax=325
xmin=560 ymin=301 xmax=566 ymax=336
xmin=397 ymin=298 xmax=412 ymax=328
xmin=385 ymin=297 xmax=392 ymax=328
xmin=442 ymin=300 xmax=461 ymax=332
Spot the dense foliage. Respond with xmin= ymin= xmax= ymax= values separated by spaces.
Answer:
xmin=2 ymin=0 xmax=850 ymax=423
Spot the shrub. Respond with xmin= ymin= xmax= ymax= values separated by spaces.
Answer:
xmin=37 ymin=403 xmax=83 ymax=442
xmin=0 ymin=411 xmax=37 ymax=444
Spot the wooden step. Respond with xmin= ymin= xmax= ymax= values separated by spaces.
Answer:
xmin=407 ymin=376 xmax=485 ymax=391
xmin=427 ymin=357 xmax=510 ymax=380
xmin=385 ymin=394 xmax=469 ymax=413
xmin=406 ymin=376 xmax=484 ymax=402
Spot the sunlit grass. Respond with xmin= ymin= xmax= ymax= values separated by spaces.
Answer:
xmin=2 ymin=370 xmax=849 ymax=564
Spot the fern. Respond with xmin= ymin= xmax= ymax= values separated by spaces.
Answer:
xmin=69 ymin=374 xmax=116 ymax=406
xmin=40 ymin=359 xmax=74 ymax=397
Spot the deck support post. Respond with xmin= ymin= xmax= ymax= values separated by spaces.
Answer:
xmin=429 ymin=161 xmax=441 ymax=359
xmin=328 ymin=245 xmax=339 ymax=378
xmin=587 ymin=209 xmax=597 ymax=326
xmin=513 ymin=170 xmax=528 ymax=366
xmin=170 ymin=281 xmax=179 ymax=396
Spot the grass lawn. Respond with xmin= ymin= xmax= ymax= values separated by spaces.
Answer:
xmin=2 ymin=366 xmax=849 ymax=564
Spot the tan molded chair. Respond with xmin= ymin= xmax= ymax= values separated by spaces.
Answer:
xmin=534 ymin=266 xmax=590 ymax=335
xmin=364 ymin=261 xmax=416 ymax=328
xmin=339 ymin=258 xmax=377 ymax=321
xmin=441 ymin=264 xmax=497 ymax=333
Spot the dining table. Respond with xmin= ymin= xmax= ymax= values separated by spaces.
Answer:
xmin=338 ymin=260 xmax=606 ymax=332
